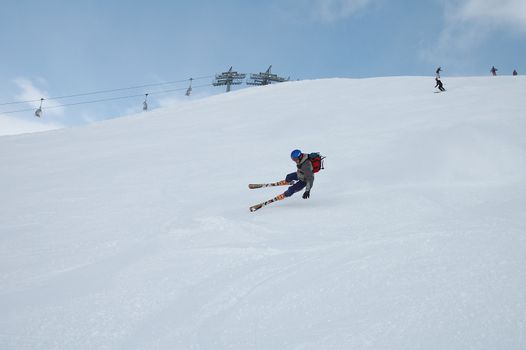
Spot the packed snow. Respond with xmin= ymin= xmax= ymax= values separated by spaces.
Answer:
xmin=1 ymin=76 xmax=525 ymax=349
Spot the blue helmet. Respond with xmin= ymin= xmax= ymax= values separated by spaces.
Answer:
xmin=290 ymin=149 xmax=302 ymax=160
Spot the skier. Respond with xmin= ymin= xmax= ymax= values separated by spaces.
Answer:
xmin=513 ymin=69 xmax=518 ymax=76
xmin=435 ymin=66 xmax=442 ymax=78
xmin=491 ymin=66 xmax=498 ymax=76
xmin=435 ymin=77 xmax=445 ymax=92
xmin=284 ymin=149 xmax=314 ymax=199
xmin=248 ymin=149 xmax=324 ymax=211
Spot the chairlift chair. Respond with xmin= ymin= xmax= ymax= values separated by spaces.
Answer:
xmin=186 ymin=78 xmax=193 ymax=96
xmin=35 ymin=98 xmax=44 ymax=118
xmin=143 ymin=93 xmax=148 ymax=111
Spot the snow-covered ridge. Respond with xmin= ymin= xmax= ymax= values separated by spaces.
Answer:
xmin=1 ymin=76 xmax=525 ymax=349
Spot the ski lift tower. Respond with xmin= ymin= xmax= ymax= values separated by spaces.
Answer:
xmin=213 ymin=66 xmax=246 ymax=92
xmin=247 ymin=65 xmax=287 ymax=86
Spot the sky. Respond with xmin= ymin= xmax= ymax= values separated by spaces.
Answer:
xmin=0 ymin=0 xmax=525 ymax=128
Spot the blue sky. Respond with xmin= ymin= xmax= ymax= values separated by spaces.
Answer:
xmin=1 ymin=0 xmax=525 ymax=126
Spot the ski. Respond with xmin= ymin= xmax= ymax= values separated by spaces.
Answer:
xmin=249 ymin=194 xmax=285 ymax=212
xmin=248 ymin=180 xmax=290 ymax=189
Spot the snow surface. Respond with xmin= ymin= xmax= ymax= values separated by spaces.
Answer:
xmin=1 ymin=76 xmax=526 ymax=349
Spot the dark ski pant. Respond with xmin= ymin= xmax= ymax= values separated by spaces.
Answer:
xmin=284 ymin=172 xmax=306 ymax=197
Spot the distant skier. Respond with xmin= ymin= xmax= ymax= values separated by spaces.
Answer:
xmin=435 ymin=66 xmax=442 ymax=78
xmin=248 ymin=149 xmax=324 ymax=211
xmin=491 ymin=66 xmax=498 ymax=76
xmin=435 ymin=77 xmax=445 ymax=92
xmin=513 ymin=69 xmax=518 ymax=76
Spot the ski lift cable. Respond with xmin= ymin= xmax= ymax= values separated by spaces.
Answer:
xmin=0 ymin=83 xmax=213 ymax=115
xmin=0 ymin=75 xmax=214 ymax=106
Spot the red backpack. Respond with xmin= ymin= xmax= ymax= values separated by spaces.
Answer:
xmin=307 ymin=152 xmax=325 ymax=173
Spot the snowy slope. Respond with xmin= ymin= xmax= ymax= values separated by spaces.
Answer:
xmin=1 ymin=76 xmax=526 ymax=349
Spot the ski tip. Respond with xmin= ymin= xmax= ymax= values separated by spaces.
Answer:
xmin=249 ymin=205 xmax=262 ymax=212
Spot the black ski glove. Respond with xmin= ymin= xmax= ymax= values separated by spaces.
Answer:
xmin=302 ymin=190 xmax=310 ymax=199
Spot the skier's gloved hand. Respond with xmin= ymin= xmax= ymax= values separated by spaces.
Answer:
xmin=302 ymin=190 xmax=310 ymax=199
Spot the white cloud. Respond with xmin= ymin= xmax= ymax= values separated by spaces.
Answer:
xmin=420 ymin=0 xmax=526 ymax=68
xmin=156 ymin=89 xmax=212 ymax=109
xmin=0 ymin=114 xmax=62 ymax=136
xmin=314 ymin=0 xmax=375 ymax=22
xmin=14 ymin=78 xmax=65 ymax=116
xmin=453 ymin=0 xmax=526 ymax=33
